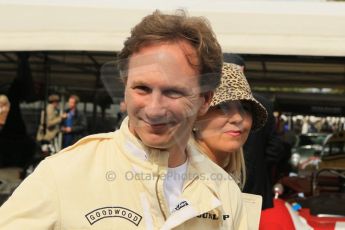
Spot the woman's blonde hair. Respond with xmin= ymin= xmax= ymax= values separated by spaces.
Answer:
xmin=223 ymin=148 xmax=246 ymax=190
xmin=193 ymin=137 xmax=246 ymax=189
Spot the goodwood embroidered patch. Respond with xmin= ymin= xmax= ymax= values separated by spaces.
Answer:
xmin=85 ymin=207 xmax=142 ymax=226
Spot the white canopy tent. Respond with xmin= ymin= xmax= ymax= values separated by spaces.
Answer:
xmin=0 ymin=0 xmax=345 ymax=56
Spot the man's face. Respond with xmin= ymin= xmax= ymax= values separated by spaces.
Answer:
xmin=68 ymin=97 xmax=76 ymax=110
xmin=52 ymin=101 xmax=59 ymax=108
xmin=124 ymin=41 xmax=210 ymax=149
xmin=0 ymin=103 xmax=9 ymax=114
xmin=0 ymin=102 xmax=10 ymax=124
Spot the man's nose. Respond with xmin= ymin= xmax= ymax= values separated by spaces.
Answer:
xmin=145 ymin=92 xmax=166 ymax=119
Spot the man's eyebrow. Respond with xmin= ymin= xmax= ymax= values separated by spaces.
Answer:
xmin=130 ymin=80 xmax=149 ymax=86
xmin=130 ymin=80 xmax=189 ymax=93
xmin=162 ymin=85 xmax=189 ymax=92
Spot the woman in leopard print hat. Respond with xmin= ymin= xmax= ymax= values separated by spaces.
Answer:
xmin=193 ymin=62 xmax=268 ymax=188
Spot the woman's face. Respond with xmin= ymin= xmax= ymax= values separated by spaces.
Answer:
xmin=196 ymin=100 xmax=253 ymax=155
xmin=0 ymin=102 xmax=10 ymax=125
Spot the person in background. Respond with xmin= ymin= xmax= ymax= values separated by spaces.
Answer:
xmin=320 ymin=119 xmax=333 ymax=133
xmin=0 ymin=10 xmax=248 ymax=229
xmin=243 ymin=93 xmax=287 ymax=209
xmin=36 ymin=94 xmax=66 ymax=154
xmin=114 ymin=100 xmax=127 ymax=130
xmin=0 ymin=59 xmax=36 ymax=169
xmin=61 ymin=94 xmax=87 ymax=148
xmin=0 ymin=95 xmax=10 ymax=131
xmin=223 ymin=53 xmax=245 ymax=72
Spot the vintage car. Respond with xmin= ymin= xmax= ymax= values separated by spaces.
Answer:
xmin=320 ymin=131 xmax=345 ymax=169
xmin=290 ymin=133 xmax=331 ymax=172
xmin=264 ymin=167 xmax=345 ymax=230
xmin=271 ymin=131 xmax=345 ymax=229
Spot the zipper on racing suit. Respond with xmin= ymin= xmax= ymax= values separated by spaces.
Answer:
xmin=155 ymin=174 xmax=167 ymax=221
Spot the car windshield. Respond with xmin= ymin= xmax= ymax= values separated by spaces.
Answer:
xmin=298 ymin=134 xmax=328 ymax=146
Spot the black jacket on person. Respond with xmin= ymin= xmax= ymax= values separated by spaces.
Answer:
xmin=0 ymin=96 xmax=35 ymax=168
xmin=243 ymin=94 xmax=286 ymax=210
xmin=0 ymin=54 xmax=36 ymax=168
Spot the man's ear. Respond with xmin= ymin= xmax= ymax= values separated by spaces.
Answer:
xmin=198 ymin=91 xmax=213 ymax=116
xmin=121 ymin=75 xmax=128 ymax=86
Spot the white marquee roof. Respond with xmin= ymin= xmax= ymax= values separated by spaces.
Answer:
xmin=0 ymin=0 xmax=345 ymax=56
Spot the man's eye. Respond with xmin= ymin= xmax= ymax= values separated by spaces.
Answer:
xmin=164 ymin=90 xmax=184 ymax=99
xmin=133 ymin=86 xmax=151 ymax=94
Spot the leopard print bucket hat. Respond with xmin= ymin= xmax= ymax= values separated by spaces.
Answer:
xmin=210 ymin=63 xmax=268 ymax=131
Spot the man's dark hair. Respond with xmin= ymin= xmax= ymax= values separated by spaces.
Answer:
xmin=118 ymin=10 xmax=223 ymax=91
